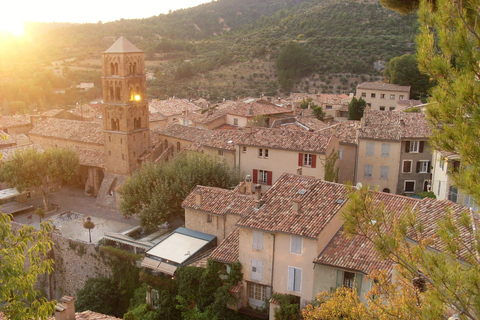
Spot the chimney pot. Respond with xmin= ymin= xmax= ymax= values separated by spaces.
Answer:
xmin=238 ymin=181 xmax=246 ymax=194
xmin=297 ymin=167 xmax=302 ymax=175
xmin=293 ymin=198 xmax=302 ymax=213
xmin=195 ymin=189 xmax=202 ymax=206
xmin=254 ymin=184 xmax=262 ymax=201
xmin=55 ymin=296 xmax=75 ymax=320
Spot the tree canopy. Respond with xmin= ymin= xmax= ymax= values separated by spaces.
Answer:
xmin=0 ymin=214 xmax=56 ymax=319
xmin=119 ymin=151 xmax=242 ymax=231
xmin=276 ymin=43 xmax=314 ymax=92
xmin=0 ymin=148 xmax=80 ymax=210
xmin=348 ymin=97 xmax=366 ymax=120
xmin=384 ymin=54 xmax=433 ymax=100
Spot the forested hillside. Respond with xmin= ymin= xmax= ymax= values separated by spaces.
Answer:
xmin=0 ymin=0 xmax=418 ymax=110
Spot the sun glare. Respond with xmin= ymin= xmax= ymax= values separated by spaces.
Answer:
xmin=0 ymin=18 xmax=24 ymax=37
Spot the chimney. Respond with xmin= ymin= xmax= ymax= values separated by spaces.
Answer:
xmin=245 ymin=127 xmax=252 ymax=134
xmin=195 ymin=188 xmax=202 ymax=206
xmin=245 ymin=175 xmax=253 ymax=194
xmin=238 ymin=181 xmax=246 ymax=194
xmin=55 ymin=296 xmax=75 ymax=320
xmin=297 ymin=167 xmax=302 ymax=175
xmin=292 ymin=198 xmax=302 ymax=213
xmin=254 ymin=184 xmax=264 ymax=209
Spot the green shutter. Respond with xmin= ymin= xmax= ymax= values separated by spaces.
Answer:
xmin=336 ymin=270 xmax=343 ymax=289
xmin=355 ymin=273 xmax=363 ymax=296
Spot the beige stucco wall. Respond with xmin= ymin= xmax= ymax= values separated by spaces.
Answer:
xmin=226 ymin=114 xmax=248 ymax=127
xmin=202 ymin=147 xmax=236 ymax=169
xmin=185 ymin=209 xmax=242 ymax=243
xmin=237 ymin=135 xmax=341 ymax=193
xmin=356 ymin=139 xmax=401 ymax=192
xmin=239 ymin=228 xmax=275 ymax=308
xmin=28 ymin=134 xmax=103 ymax=152
xmin=355 ymin=88 xmax=409 ymax=111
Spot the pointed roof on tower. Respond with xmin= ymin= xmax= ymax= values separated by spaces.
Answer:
xmin=104 ymin=36 xmax=143 ymax=53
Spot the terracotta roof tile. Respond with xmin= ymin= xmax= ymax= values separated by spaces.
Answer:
xmin=1 ymin=144 xmax=44 ymax=161
xmin=182 ymin=186 xmax=255 ymax=217
xmin=226 ymin=98 xmax=291 ymax=117
xmin=77 ymin=149 xmax=105 ymax=168
xmin=29 ymin=118 xmax=104 ymax=144
xmin=239 ymin=127 xmax=332 ymax=153
xmin=358 ymin=110 xmax=431 ymax=141
xmin=236 ymin=173 xmax=350 ymax=238
xmin=210 ymin=227 xmax=239 ymax=263
xmin=153 ymin=124 xmax=213 ymax=142
xmin=320 ymin=120 xmax=360 ymax=144
xmin=357 ymin=82 xmax=411 ymax=92
xmin=149 ymin=99 xmax=201 ymax=117
xmin=0 ymin=114 xmax=31 ymax=128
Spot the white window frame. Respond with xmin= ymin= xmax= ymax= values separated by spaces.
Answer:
xmin=380 ymin=94 xmax=385 ymax=99
xmin=437 ymin=180 xmax=442 ymax=197
xmin=381 ymin=143 xmax=390 ymax=158
xmin=258 ymin=148 xmax=269 ymax=159
xmin=399 ymin=95 xmax=404 ymax=100
xmin=258 ymin=148 xmax=263 ymax=157
xmin=290 ymin=236 xmax=303 ymax=255
xmin=242 ymin=146 xmax=247 ymax=153
xmin=390 ymin=94 xmax=395 ymax=99
xmin=366 ymin=142 xmax=374 ymax=157
xmin=404 ymin=180 xmax=416 ymax=193
xmin=264 ymin=148 xmax=269 ymax=158
xmin=252 ymin=231 xmax=264 ymax=251
xmin=364 ymin=165 xmax=373 ymax=178
xmin=251 ymin=259 xmax=263 ymax=281
xmin=339 ymin=149 xmax=343 ymax=160
xmin=410 ymin=141 xmax=419 ymax=153
xmin=380 ymin=166 xmax=389 ymax=180
xmin=247 ymin=282 xmax=268 ymax=307
xmin=288 ymin=266 xmax=302 ymax=293
xmin=419 ymin=160 xmax=429 ymax=173
xmin=402 ymin=160 xmax=413 ymax=173
xmin=259 ymin=170 xmax=268 ymax=184
xmin=303 ymin=153 xmax=312 ymax=166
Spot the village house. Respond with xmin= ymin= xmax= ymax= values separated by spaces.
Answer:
xmin=0 ymin=114 xmax=32 ymax=134
xmin=431 ymin=150 xmax=478 ymax=210
xmin=237 ymin=127 xmax=339 ymax=193
xmin=355 ymin=82 xmax=411 ymax=111
xmin=225 ymin=98 xmax=294 ymax=128
xmin=355 ymin=110 xmax=432 ymax=195
xmin=149 ymin=98 xmax=201 ymax=125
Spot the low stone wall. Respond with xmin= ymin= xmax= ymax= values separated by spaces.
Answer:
xmin=11 ymin=222 xmax=113 ymax=300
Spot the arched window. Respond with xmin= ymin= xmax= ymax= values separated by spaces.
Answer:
xmin=115 ymin=87 xmax=121 ymax=101
xmin=111 ymin=118 xmax=117 ymax=130
xmin=130 ymin=87 xmax=134 ymax=100
xmin=177 ymin=142 xmax=181 ymax=152
xmin=115 ymin=63 xmax=119 ymax=75
xmin=164 ymin=139 xmax=168 ymax=147
xmin=382 ymin=188 xmax=390 ymax=193
xmin=133 ymin=62 xmax=137 ymax=74
xmin=109 ymin=87 xmax=114 ymax=101
xmin=110 ymin=63 xmax=115 ymax=75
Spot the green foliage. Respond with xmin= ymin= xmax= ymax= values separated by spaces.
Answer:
xmin=323 ymin=149 xmax=339 ymax=182
xmin=312 ymin=106 xmax=326 ymax=121
xmin=348 ymin=97 xmax=366 ymax=120
xmin=119 ymin=151 xmax=242 ymax=230
xmin=176 ymin=266 xmax=205 ymax=303
xmin=76 ymin=277 xmax=120 ymax=316
xmin=0 ymin=214 xmax=56 ymax=319
xmin=0 ymin=147 xmax=79 ymax=211
xmin=384 ymin=54 xmax=433 ymax=99
xmin=271 ymin=294 xmax=300 ymax=320
xmin=416 ymin=191 xmax=436 ymax=199
xmin=276 ymin=43 xmax=314 ymax=92
xmin=227 ymin=261 xmax=243 ymax=286
xmin=379 ymin=0 xmax=420 ymax=14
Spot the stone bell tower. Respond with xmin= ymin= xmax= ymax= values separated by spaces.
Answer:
xmin=102 ymin=36 xmax=150 ymax=175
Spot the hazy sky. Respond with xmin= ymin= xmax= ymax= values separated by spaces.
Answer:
xmin=10 ymin=0 xmax=212 ymax=23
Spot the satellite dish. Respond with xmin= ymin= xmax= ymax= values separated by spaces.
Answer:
xmin=356 ymin=182 xmax=363 ymax=190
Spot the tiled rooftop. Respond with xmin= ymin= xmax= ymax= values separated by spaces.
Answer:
xmin=0 ymin=114 xmax=31 ymax=128
xmin=149 ymin=99 xmax=201 ymax=117
xmin=236 ymin=173 xmax=350 ymax=238
xmin=322 ymin=120 xmax=360 ymax=145
xmin=358 ymin=110 xmax=431 ymax=141
xmin=226 ymin=98 xmax=291 ymax=117
xmin=29 ymin=118 xmax=104 ymax=145
xmin=1 ymin=144 xmax=44 ymax=161
xmin=210 ymin=227 xmax=239 ymax=263
xmin=357 ymin=82 xmax=411 ymax=92
xmin=153 ymin=124 xmax=213 ymax=142
xmin=182 ymin=185 xmax=255 ymax=217
xmin=77 ymin=149 xmax=105 ymax=168
xmin=239 ymin=127 xmax=332 ymax=153
xmin=314 ymin=228 xmax=393 ymax=275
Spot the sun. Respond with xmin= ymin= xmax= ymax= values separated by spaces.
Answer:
xmin=0 ymin=17 xmax=25 ymax=37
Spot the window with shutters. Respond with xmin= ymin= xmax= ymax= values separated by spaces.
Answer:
xmin=251 ymin=259 xmax=263 ymax=281
xmin=366 ymin=142 xmax=374 ymax=156
xmin=437 ymin=180 xmax=442 ymax=196
xmin=405 ymin=180 xmax=415 ymax=193
xmin=259 ymin=170 xmax=268 ymax=184
xmin=258 ymin=148 xmax=269 ymax=158
xmin=403 ymin=160 xmax=412 ymax=173
xmin=247 ymin=282 xmax=268 ymax=307
xmin=290 ymin=236 xmax=303 ymax=255
xmin=380 ymin=166 xmax=389 ymax=180
xmin=288 ymin=267 xmax=302 ymax=293
xmin=298 ymin=153 xmax=316 ymax=168
xmin=418 ymin=161 xmax=430 ymax=173
xmin=253 ymin=169 xmax=272 ymax=185
xmin=364 ymin=165 xmax=373 ymax=178
xmin=336 ymin=270 xmax=363 ymax=295
xmin=252 ymin=231 xmax=264 ymax=251
xmin=448 ymin=186 xmax=458 ymax=203
xmin=381 ymin=143 xmax=390 ymax=158
xmin=410 ymin=141 xmax=419 ymax=153
xmin=339 ymin=149 xmax=343 ymax=160
xmin=343 ymin=272 xmax=355 ymax=288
